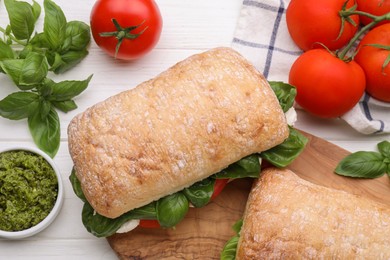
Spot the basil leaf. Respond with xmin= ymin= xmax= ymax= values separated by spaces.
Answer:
xmin=28 ymin=106 xmax=60 ymax=158
xmin=261 ymin=127 xmax=308 ymax=167
xmin=156 ymin=192 xmax=189 ymax=228
xmin=51 ymin=100 xmax=78 ymax=113
xmin=335 ymin=151 xmax=387 ymax=178
xmin=220 ymin=219 xmax=243 ymax=260
xmin=62 ymin=21 xmax=91 ymax=51
xmin=19 ymin=52 xmax=48 ymax=87
xmin=4 ymin=0 xmax=36 ymax=40
xmin=130 ymin=202 xmax=158 ymax=220
xmin=0 ymin=59 xmax=24 ymax=87
xmin=0 ymin=91 xmax=39 ymax=120
xmin=31 ymin=0 xmax=42 ymax=22
xmin=269 ymin=81 xmax=296 ymax=113
xmin=30 ymin=32 xmax=51 ymax=49
xmin=0 ymin=39 xmax=15 ymax=60
xmin=38 ymin=99 xmax=52 ymax=120
xmin=183 ymin=178 xmax=215 ymax=208
xmin=221 ymin=236 xmax=239 ymax=260
xmin=47 ymin=74 xmax=92 ymax=101
xmin=69 ymin=167 xmax=87 ymax=202
xmin=378 ymin=140 xmax=390 ymax=159
xmin=214 ymin=154 xmax=261 ymax=179
xmin=82 ymin=202 xmax=127 ymax=237
xmin=81 ymin=201 xmax=158 ymax=237
xmin=43 ymin=0 xmax=67 ymax=50
xmin=51 ymin=50 xmax=89 ymax=74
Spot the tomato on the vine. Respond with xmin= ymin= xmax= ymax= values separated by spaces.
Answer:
xmin=355 ymin=23 xmax=390 ymax=102
xmin=356 ymin=0 xmax=390 ymax=27
xmin=286 ymin=0 xmax=359 ymax=51
xmin=289 ymin=49 xmax=366 ymax=118
xmin=90 ymin=0 xmax=163 ymax=60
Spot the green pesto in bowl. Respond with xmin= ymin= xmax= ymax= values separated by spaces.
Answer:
xmin=0 ymin=150 xmax=58 ymax=232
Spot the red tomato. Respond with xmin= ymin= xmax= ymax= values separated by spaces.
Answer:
xmin=356 ymin=0 xmax=390 ymax=27
xmin=210 ymin=179 xmax=229 ymax=201
xmin=138 ymin=179 xmax=229 ymax=229
xmin=90 ymin=0 xmax=163 ymax=60
xmin=289 ymin=49 xmax=366 ymax=118
xmin=139 ymin=219 xmax=160 ymax=228
xmin=286 ymin=0 xmax=359 ymax=51
xmin=355 ymin=23 xmax=390 ymax=102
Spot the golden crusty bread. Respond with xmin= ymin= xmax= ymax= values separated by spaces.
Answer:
xmin=237 ymin=168 xmax=390 ymax=259
xmin=67 ymin=47 xmax=288 ymax=218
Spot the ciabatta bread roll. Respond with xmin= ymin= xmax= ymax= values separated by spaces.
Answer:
xmin=67 ymin=47 xmax=288 ymax=218
xmin=237 ymin=168 xmax=390 ymax=259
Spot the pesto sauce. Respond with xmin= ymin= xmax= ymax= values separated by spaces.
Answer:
xmin=0 ymin=150 xmax=58 ymax=231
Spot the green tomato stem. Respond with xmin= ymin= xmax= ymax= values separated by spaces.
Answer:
xmin=338 ymin=11 xmax=390 ymax=60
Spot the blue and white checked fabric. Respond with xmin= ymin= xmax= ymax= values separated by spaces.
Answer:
xmin=231 ymin=0 xmax=390 ymax=135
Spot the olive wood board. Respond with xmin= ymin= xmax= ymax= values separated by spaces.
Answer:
xmin=106 ymin=130 xmax=390 ymax=260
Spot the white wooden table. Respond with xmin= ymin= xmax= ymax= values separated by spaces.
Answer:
xmin=0 ymin=0 xmax=388 ymax=259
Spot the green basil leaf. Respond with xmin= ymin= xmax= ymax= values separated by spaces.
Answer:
xmin=43 ymin=0 xmax=67 ymax=50
xmin=69 ymin=167 xmax=87 ymax=202
xmin=30 ymin=32 xmax=51 ymax=49
xmin=261 ymin=127 xmax=308 ymax=167
xmin=129 ymin=202 xmax=158 ymax=220
xmin=0 ymin=59 xmax=24 ymax=87
xmin=214 ymin=154 xmax=261 ymax=179
xmin=81 ymin=200 xmax=157 ymax=237
xmin=38 ymin=99 xmax=52 ymax=120
xmin=4 ymin=0 xmax=36 ymax=40
xmin=232 ymin=219 xmax=243 ymax=234
xmin=19 ymin=52 xmax=48 ymax=86
xmin=47 ymin=74 xmax=92 ymax=101
xmin=269 ymin=81 xmax=297 ymax=113
xmin=220 ymin=219 xmax=243 ymax=260
xmin=378 ymin=140 xmax=390 ymax=159
xmin=220 ymin=236 xmax=239 ymax=260
xmin=156 ymin=192 xmax=189 ymax=228
xmin=82 ymin=202 xmax=126 ymax=237
xmin=0 ymin=39 xmax=15 ymax=60
xmin=51 ymin=50 xmax=89 ymax=74
xmin=62 ymin=21 xmax=91 ymax=51
xmin=335 ymin=151 xmax=387 ymax=178
xmin=31 ymin=0 xmax=41 ymax=22
xmin=0 ymin=91 xmax=39 ymax=120
xmin=183 ymin=178 xmax=215 ymax=208
xmin=28 ymin=106 xmax=60 ymax=158
xmin=51 ymin=100 xmax=78 ymax=113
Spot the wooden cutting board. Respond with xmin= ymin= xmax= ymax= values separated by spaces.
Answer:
xmin=107 ymin=131 xmax=390 ymax=259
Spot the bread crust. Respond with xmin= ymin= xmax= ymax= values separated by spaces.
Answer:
xmin=67 ymin=47 xmax=288 ymax=218
xmin=236 ymin=168 xmax=390 ymax=259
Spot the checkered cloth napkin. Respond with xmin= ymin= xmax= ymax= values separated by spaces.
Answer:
xmin=231 ymin=0 xmax=390 ymax=135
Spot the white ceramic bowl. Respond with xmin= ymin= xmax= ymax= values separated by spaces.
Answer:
xmin=0 ymin=146 xmax=64 ymax=239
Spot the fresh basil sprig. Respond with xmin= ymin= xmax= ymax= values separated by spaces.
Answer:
xmin=0 ymin=0 xmax=92 ymax=158
xmin=335 ymin=140 xmax=390 ymax=178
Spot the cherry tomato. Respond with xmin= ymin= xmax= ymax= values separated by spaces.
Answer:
xmin=356 ymin=0 xmax=390 ymax=27
xmin=90 ymin=0 xmax=163 ymax=60
xmin=286 ymin=0 xmax=359 ymax=51
xmin=289 ymin=49 xmax=366 ymax=118
xmin=355 ymin=23 xmax=390 ymax=102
